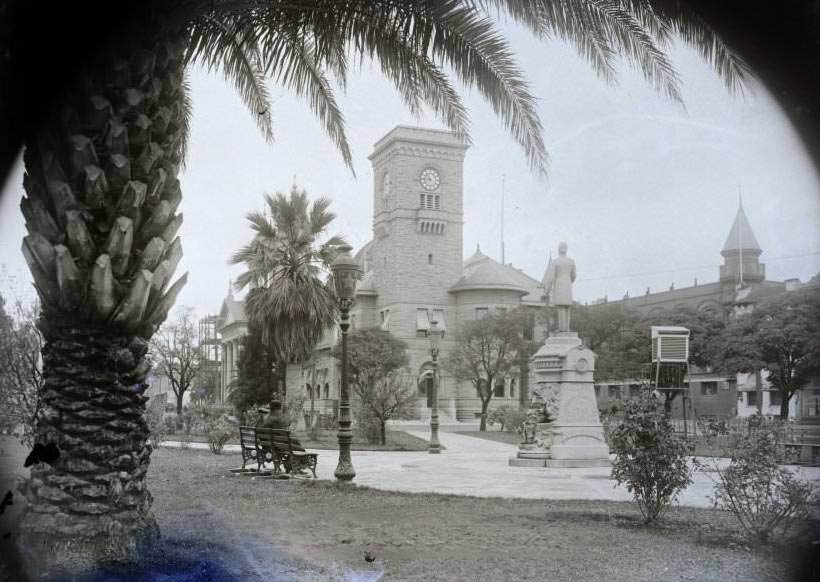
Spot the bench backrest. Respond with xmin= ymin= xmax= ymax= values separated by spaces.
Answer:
xmin=255 ymin=427 xmax=294 ymax=455
xmin=239 ymin=426 xmax=257 ymax=450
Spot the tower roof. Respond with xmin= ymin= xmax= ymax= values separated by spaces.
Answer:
xmin=722 ymin=200 xmax=761 ymax=253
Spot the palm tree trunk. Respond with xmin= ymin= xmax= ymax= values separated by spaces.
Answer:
xmin=16 ymin=13 xmax=188 ymax=574
xmin=780 ymin=393 xmax=790 ymax=420
xmin=19 ymin=324 xmax=157 ymax=572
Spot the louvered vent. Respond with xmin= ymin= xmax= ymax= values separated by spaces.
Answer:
xmin=650 ymin=327 xmax=690 ymax=363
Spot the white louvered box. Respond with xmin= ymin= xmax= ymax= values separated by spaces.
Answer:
xmin=651 ymin=326 xmax=690 ymax=363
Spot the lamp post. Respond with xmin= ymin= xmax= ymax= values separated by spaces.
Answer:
xmin=428 ymin=319 xmax=443 ymax=454
xmin=330 ymin=244 xmax=362 ymax=481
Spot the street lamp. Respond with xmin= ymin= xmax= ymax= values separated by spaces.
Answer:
xmin=330 ymin=244 xmax=361 ymax=481
xmin=428 ymin=319 xmax=443 ymax=454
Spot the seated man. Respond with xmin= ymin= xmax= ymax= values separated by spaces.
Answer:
xmin=260 ymin=401 xmax=306 ymax=452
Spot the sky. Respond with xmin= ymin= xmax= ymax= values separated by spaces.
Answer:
xmin=1 ymin=21 xmax=818 ymax=316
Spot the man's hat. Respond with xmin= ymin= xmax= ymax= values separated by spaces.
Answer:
xmin=257 ymin=407 xmax=270 ymax=414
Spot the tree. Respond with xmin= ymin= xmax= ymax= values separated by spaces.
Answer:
xmin=578 ymin=303 xmax=727 ymax=414
xmin=228 ymin=321 xmax=279 ymax=417
xmin=333 ymin=328 xmax=413 ymax=444
xmin=150 ymin=307 xmax=201 ymax=414
xmin=446 ymin=312 xmax=525 ymax=431
xmin=715 ymin=289 xmax=820 ymax=419
xmin=575 ymin=303 xmax=647 ymax=381
xmin=232 ymin=187 xmax=344 ymax=400
xmin=0 ymin=293 xmax=43 ymax=444
xmin=2 ymin=1 xmax=747 ymax=570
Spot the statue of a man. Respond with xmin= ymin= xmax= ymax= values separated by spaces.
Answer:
xmin=542 ymin=241 xmax=576 ymax=332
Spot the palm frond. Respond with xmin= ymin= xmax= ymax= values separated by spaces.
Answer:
xmin=635 ymin=0 xmax=751 ymax=95
xmin=422 ymin=1 xmax=547 ymax=174
xmin=176 ymin=71 xmax=195 ymax=166
xmin=253 ymin=22 xmax=353 ymax=170
xmin=186 ymin=13 xmax=275 ymax=141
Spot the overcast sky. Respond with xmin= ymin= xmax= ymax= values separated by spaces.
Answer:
xmin=1 ymin=23 xmax=818 ymax=316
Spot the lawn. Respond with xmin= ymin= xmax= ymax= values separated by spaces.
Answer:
xmin=140 ymin=448 xmax=813 ymax=581
xmin=165 ymin=429 xmax=434 ymax=451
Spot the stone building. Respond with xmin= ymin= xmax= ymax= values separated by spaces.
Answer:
xmin=216 ymin=126 xmax=548 ymax=423
xmin=598 ymin=199 xmax=786 ymax=319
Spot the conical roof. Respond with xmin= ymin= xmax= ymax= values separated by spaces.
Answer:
xmin=722 ymin=201 xmax=761 ymax=253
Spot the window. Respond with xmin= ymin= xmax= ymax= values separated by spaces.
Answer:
xmin=432 ymin=309 xmax=446 ymax=333
xmin=475 ymin=307 xmax=489 ymax=320
xmin=419 ymin=193 xmax=441 ymax=210
xmin=629 ymin=384 xmax=641 ymax=398
xmin=747 ymin=391 xmax=758 ymax=406
xmin=701 ymin=382 xmax=718 ymax=396
xmin=380 ymin=309 xmax=390 ymax=331
xmin=494 ymin=380 xmax=505 ymax=398
xmin=509 ymin=379 xmax=516 ymax=399
xmin=608 ymin=385 xmax=621 ymax=400
xmin=769 ymin=391 xmax=782 ymax=407
xmin=324 ymin=383 xmax=329 ymax=399
xmin=416 ymin=308 xmax=430 ymax=337
xmin=428 ymin=254 xmax=433 ymax=265
xmin=594 ymin=385 xmax=601 ymax=398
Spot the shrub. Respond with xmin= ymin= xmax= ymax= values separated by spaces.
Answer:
xmin=610 ymin=393 xmax=693 ymax=523
xmin=354 ymin=407 xmax=382 ymax=444
xmin=206 ymin=415 xmax=236 ymax=454
xmin=711 ymin=426 xmax=816 ymax=543
xmin=488 ymin=405 xmax=528 ymax=432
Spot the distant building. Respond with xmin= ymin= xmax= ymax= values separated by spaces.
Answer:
xmin=597 ymin=199 xmax=786 ymax=319
xmin=594 ymin=199 xmax=818 ymax=419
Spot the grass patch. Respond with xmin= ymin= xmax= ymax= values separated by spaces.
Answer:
xmin=145 ymin=447 xmax=814 ymax=581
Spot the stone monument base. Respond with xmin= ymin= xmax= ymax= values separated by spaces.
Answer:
xmin=508 ymin=423 xmax=553 ymax=467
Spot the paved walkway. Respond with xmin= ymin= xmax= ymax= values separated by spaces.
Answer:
xmin=163 ymin=431 xmax=820 ymax=511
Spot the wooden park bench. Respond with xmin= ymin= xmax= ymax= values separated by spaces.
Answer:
xmin=255 ymin=428 xmax=319 ymax=478
xmin=237 ymin=425 xmax=261 ymax=473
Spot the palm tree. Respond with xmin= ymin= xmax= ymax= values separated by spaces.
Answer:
xmin=6 ymin=0 xmax=748 ymax=573
xmin=231 ymin=187 xmax=344 ymax=401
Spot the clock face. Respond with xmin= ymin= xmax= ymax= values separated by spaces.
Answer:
xmin=419 ymin=168 xmax=441 ymax=191
xmin=382 ymin=172 xmax=391 ymax=195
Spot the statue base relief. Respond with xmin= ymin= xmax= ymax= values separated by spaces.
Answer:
xmin=510 ymin=332 xmax=610 ymax=469
xmin=509 ymin=423 xmax=554 ymax=467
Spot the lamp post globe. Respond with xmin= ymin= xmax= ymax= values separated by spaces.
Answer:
xmin=330 ymin=244 xmax=361 ymax=481
xmin=428 ymin=319 xmax=443 ymax=454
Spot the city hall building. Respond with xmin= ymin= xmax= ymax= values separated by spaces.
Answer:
xmin=217 ymin=126 xmax=548 ymax=423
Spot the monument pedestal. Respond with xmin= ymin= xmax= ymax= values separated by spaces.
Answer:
xmin=521 ymin=332 xmax=610 ymax=469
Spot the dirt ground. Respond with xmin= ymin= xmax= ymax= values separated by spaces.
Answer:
xmin=146 ymin=448 xmax=816 ymax=581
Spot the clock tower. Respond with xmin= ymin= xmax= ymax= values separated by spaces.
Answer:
xmin=368 ymin=126 xmax=468 ymax=309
